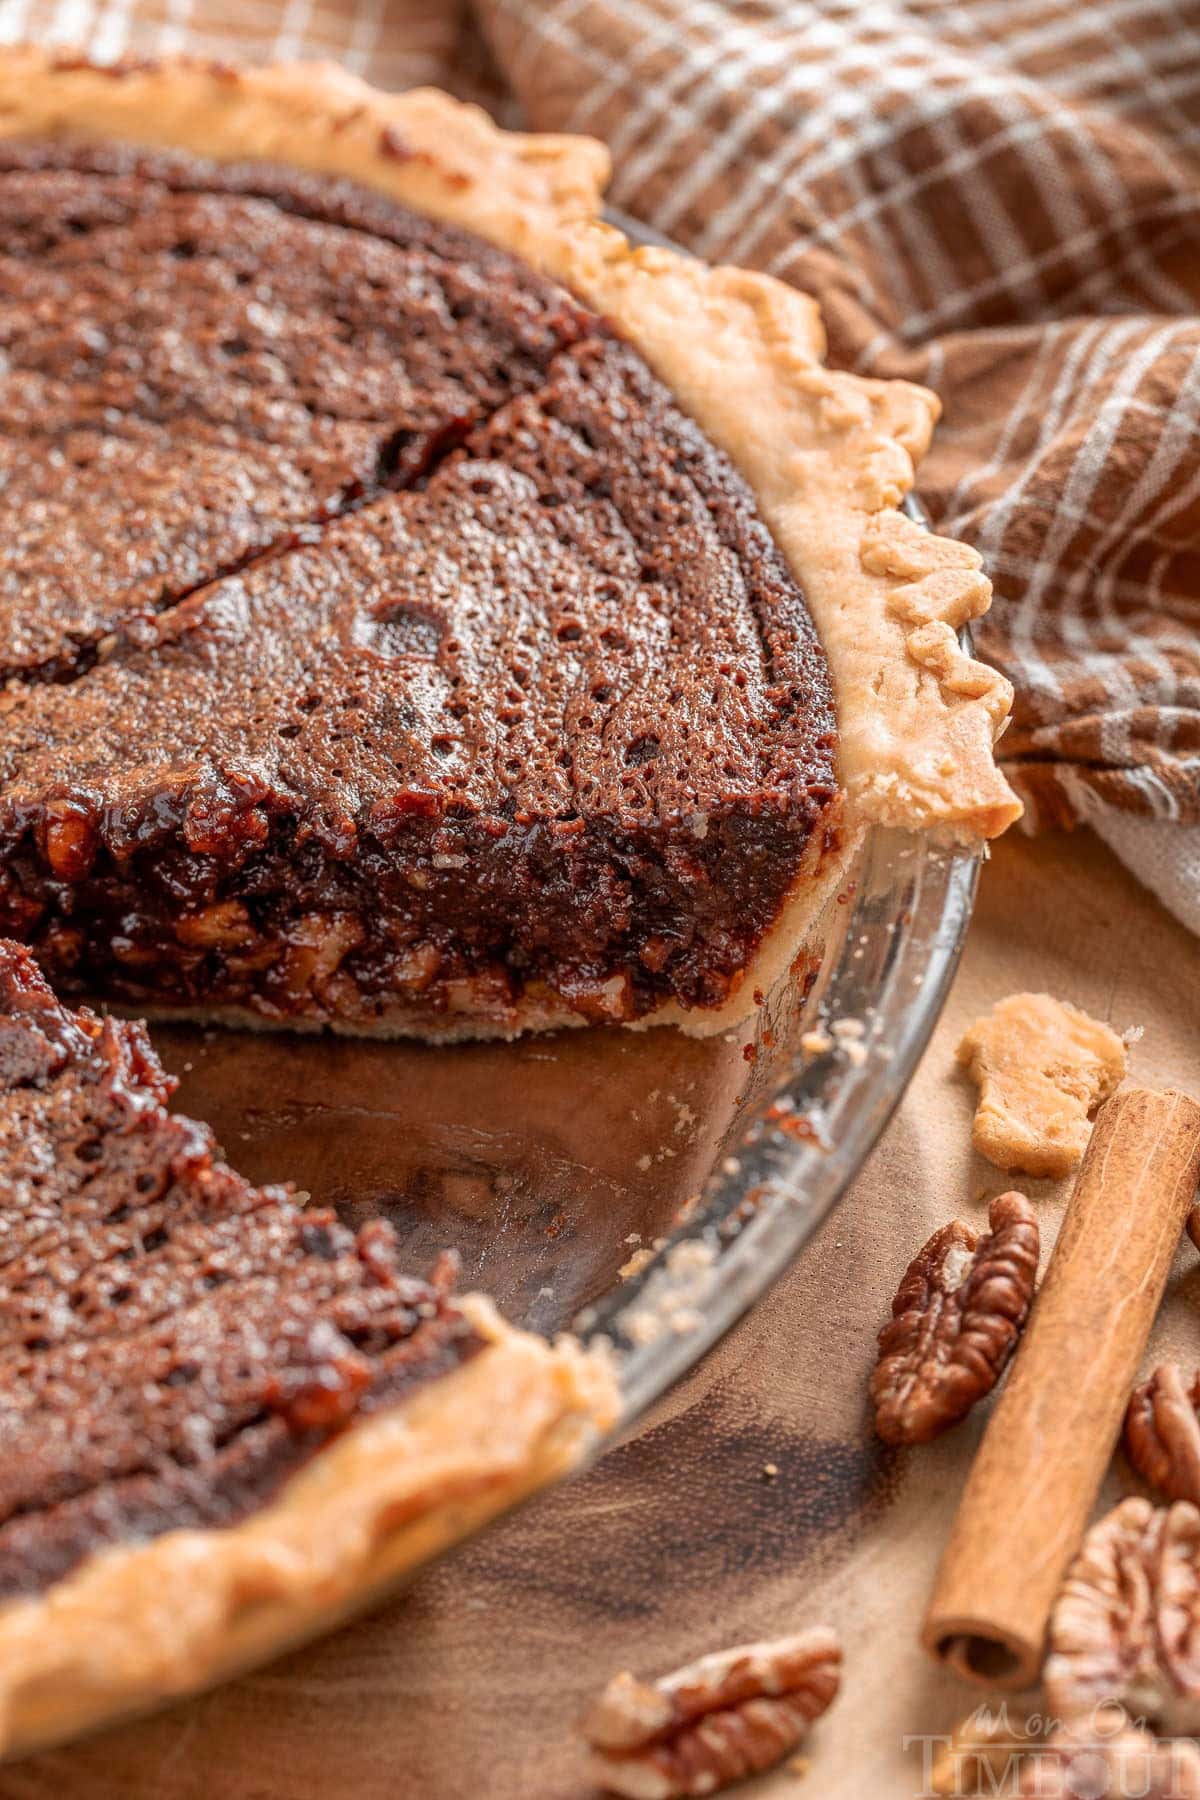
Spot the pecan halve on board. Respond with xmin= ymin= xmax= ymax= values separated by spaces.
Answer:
xmin=1045 ymin=1498 xmax=1200 ymax=1734
xmin=871 ymin=1191 xmax=1039 ymax=1445
xmin=1126 ymin=1366 xmax=1200 ymax=1505
xmin=581 ymin=1629 xmax=841 ymax=1799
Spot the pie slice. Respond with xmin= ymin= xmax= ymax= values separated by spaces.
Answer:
xmin=0 ymin=53 xmax=1020 ymax=1043
xmin=0 ymin=937 xmax=615 ymax=1760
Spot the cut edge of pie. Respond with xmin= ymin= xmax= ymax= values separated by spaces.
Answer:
xmin=115 ymin=796 xmax=857 ymax=1045
xmin=0 ymin=49 xmax=1019 ymax=1042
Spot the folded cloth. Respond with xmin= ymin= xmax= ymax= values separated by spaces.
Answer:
xmin=5 ymin=0 xmax=1199 ymax=927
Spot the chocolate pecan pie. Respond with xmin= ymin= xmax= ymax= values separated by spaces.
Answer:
xmin=0 ymin=46 xmax=1019 ymax=1762
xmin=0 ymin=51 xmax=1019 ymax=1043
xmin=0 ymin=937 xmax=614 ymax=1758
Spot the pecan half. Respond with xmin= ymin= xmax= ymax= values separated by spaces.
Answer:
xmin=1045 ymin=1498 xmax=1200 ymax=1733
xmin=38 ymin=797 xmax=98 ymax=882
xmin=956 ymin=992 xmax=1126 ymax=1177
xmin=1020 ymin=1709 xmax=1200 ymax=1798
xmin=871 ymin=1192 xmax=1039 ymax=1445
xmin=581 ymin=1629 xmax=841 ymax=1799
xmin=1125 ymin=1366 xmax=1200 ymax=1504
xmin=174 ymin=899 xmax=259 ymax=950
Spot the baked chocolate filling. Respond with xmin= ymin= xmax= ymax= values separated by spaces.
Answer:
xmin=0 ymin=938 xmax=479 ymax=1597
xmin=0 ymin=142 xmax=839 ymax=1030
xmin=0 ymin=138 xmax=590 ymax=682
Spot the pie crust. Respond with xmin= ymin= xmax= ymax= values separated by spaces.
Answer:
xmin=0 ymin=50 xmax=1019 ymax=1044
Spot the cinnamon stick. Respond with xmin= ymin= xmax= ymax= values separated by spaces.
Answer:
xmin=922 ymin=1084 xmax=1200 ymax=1689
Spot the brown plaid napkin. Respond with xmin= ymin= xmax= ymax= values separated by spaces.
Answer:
xmin=4 ymin=0 xmax=1200 ymax=903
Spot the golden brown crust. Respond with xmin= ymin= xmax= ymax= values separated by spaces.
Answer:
xmin=0 ymin=1299 xmax=617 ymax=1762
xmin=956 ymin=991 xmax=1128 ymax=1177
xmin=0 ymin=51 xmax=611 ymax=254
xmin=0 ymin=47 xmax=1019 ymax=841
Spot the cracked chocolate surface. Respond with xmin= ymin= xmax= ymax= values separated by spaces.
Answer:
xmin=0 ymin=142 xmax=839 ymax=1029
xmin=0 ymin=138 xmax=588 ymax=682
xmin=0 ymin=937 xmax=479 ymax=1597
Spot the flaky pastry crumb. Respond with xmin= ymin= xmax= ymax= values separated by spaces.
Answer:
xmin=956 ymin=992 xmax=1126 ymax=1178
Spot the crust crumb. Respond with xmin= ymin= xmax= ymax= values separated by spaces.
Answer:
xmin=956 ymin=993 xmax=1127 ymax=1178
xmin=619 ymin=1246 xmax=655 ymax=1281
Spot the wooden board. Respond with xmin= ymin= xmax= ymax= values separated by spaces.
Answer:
xmin=2 ymin=830 xmax=1197 ymax=1800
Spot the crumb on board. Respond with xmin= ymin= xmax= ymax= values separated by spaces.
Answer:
xmin=956 ymin=991 xmax=1127 ymax=1178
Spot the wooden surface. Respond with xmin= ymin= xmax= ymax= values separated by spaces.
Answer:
xmin=3 ymin=831 xmax=1198 ymax=1800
